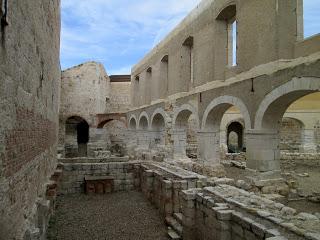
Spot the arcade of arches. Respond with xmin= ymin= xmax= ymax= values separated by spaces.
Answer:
xmin=2 ymin=0 xmax=320 ymax=239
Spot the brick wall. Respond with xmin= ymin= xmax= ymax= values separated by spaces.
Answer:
xmin=0 ymin=0 xmax=61 ymax=239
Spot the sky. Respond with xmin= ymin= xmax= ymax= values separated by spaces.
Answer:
xmin=61 ymin=0 xmax=320 ymax=75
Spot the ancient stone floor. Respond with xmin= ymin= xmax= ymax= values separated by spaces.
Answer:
xmin=47 ymin=191 xmax=169 ymax=240
xmin=225 ymin=164 xmax=320 ymax=214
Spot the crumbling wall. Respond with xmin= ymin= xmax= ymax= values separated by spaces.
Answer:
xmin=0 ymin=0 xmax=61 ymax=238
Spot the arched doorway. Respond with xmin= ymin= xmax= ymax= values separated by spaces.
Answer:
xmin=227 ymin=121 xmax=244 ymax=153
xmin=65 ymin=116 xmax=89 ymax=157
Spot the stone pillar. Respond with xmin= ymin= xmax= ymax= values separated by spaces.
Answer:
xmin=301 ymin=129 xmax=317 ymax=153
xmin=181 ymin=189 xmax=197 ymax=240
xmin=172 ymin=129 xmax=188 ymax=160
xmin=197 ymin=131 xmax=220 ymax=164
xmin=246 ymin=129 xmax=281 ymax=173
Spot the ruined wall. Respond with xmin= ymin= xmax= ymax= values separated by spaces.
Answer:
xmin=59 ymin=62 xmax=110 ymax=154
xmin=0 ymin=1 xmax=61 ymax=239
xmin=60 ymin=62 xmax=110 ymax=125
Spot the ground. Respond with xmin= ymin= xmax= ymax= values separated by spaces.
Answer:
xmin=47 ymin=191 xmax=169 ymax=240
xmin=225 ymin=163 xmax=320 ymax=214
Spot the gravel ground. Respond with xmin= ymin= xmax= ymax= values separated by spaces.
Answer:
xmin=47 ymin=191 xmax=169 ymax=240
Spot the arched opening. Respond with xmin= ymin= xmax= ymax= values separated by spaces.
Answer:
xmin=129 ymin=117 xmax=137 ymax=130
xmin=65 ymin=116 xmax=89 ymax=157
xmin=216 ymin=4 xmax=237 ymax=67
xmin=182 ymin=36 xmax=194 ymax=90
xmin=138 ymin=113 xmax=150 ymax=148
xmin=251 ymin=77 xmax=320 ymax=173
xmin=227 ymin=121 xmax=244 ymax=153
xmin=151 ymin=113 xmax=165 ymax=146
xmin=139 ymin=116 xmax=148 ymax=130
xmin=160 ymin=55 xmax=169 ymax=98
xmin=173 ymin=105 xmax=199 ymax=160
xmin=145 ymin=67 xmax=152 ymax=105
xmin=200 ymin=96 xmax=251 ymax=165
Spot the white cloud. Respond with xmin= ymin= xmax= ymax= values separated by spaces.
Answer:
xmin=61 ymin=0 xmax=320 ymax=74
xmin=61 ymin=0 xmax=201 ymax=73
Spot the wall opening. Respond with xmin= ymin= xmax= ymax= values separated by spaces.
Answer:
xmin=151 ymin=113 xmax=165 ymax=146
xmin=228 ymin=20 xmax=237 ymax=66
xmin=299 ymin=0 xmax=320 ymax=39
xmin=216 ymin=4 xmax=237 ymax=67
xmin=227 ymin=121 xmax=243 ymax=153
xmin=129 ymin=117 xmax=137 ymax=130
xmin=65 ymin=116 xmax=89 ymax=157
xmin=160 ymin=55 xmax=169 ymax=97
xmin=182 ymin=36 xmax=194 ymax=89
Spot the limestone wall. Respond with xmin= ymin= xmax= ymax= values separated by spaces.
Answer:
xmin=108 ymin=82 xmax=131 ymax=113
xmin=59 ymin=162 xmax=139 ymax=194
xmin=60 ymin=62 xmax=110 ymax=125
xmin=0 ymin=0 xmax=61 ymax=239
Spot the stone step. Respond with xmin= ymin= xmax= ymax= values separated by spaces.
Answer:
xmin=173 ymin=213 xmax=183 ymax=225
xmin=168 ymin=228 xmax=181 ymax=240
xmin=166 ymin=216 xmax=183 ymax=236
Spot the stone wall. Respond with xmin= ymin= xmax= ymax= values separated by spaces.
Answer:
xmin=60 ymin=62 xmax=110 ymax=125
xmin=108 ymin=82 xmax=131 ymax=113
xmin=0 ymin=0 xmax=61 ymax=239
xmin=59 ymin=161 xmax=139 ymax=194
xmin=181 ymin=185 xmax=319 ymax=240
xmin=280 ymin=118 xmax=304 ymax=152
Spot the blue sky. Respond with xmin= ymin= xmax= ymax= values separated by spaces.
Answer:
xmin=61 ymin=0 xmax=320 ymax=74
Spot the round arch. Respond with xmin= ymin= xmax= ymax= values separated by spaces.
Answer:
xmin=172 ymin=104 xmax=200 ymax=130
xmin=151 ymin=108 xmax=167 ymax=130
xmin=201 ymin=96 xmax=251 ymax=131
xmin=138 ymin=111 xmax=150 ymax=130
xmin=128 ymin=115 xmax=138 ymax=130
xmin=254 ymin=77 xmax=320 ymax=130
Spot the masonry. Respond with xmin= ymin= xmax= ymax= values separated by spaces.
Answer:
xmin=1 ymin=0 xmax=320 ymax=239
xmin=0 ymin=0 xmax=61 ymax=239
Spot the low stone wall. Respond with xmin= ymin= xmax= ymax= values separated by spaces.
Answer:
xmin=59 ymin=162 xmax=140 ymax=194
xmin=281 ymin=152 xmax=320 ymax=167
xmin=138 ymin=163 xmax=207 ymax=218
xmin=181 ymin=185 xmax=320 ymax=240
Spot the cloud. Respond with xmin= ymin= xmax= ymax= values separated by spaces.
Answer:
xmin=61 ymin=0 xmax=320 ymax=74
xmin=61 ymin=0 xmax=201 ymax=74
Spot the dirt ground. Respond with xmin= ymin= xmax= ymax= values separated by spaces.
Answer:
xmin=47 ymin=191 xmax=169 ymax=240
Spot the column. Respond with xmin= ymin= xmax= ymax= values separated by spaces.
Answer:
xmin=173 ymin=129 xmax=188 ymax=160
xmin=246 ymin=129 xmax=281 ymax=173
xmin=197 ymin=131 xmax=220 ymax=165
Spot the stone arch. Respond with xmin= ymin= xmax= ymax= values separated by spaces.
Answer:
xmin=198 ymin=96 xmax=250 ymax=164
xmin=138 ymin=111 xmax=150 ymax=130
xmin=247 ymin=77 xmax=320 ymax=173
xmin=254 ymin=77 xmax=320 ymax=130
xmin=128 ymin=115 xmax=138 ymax=130
xmin=173 ymin=104 xmax=199 ymax=130
xmin=201 ymin=96 xmax=251 ymax=131
xmin=151 ymin=108 xmax=167 ymax=130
